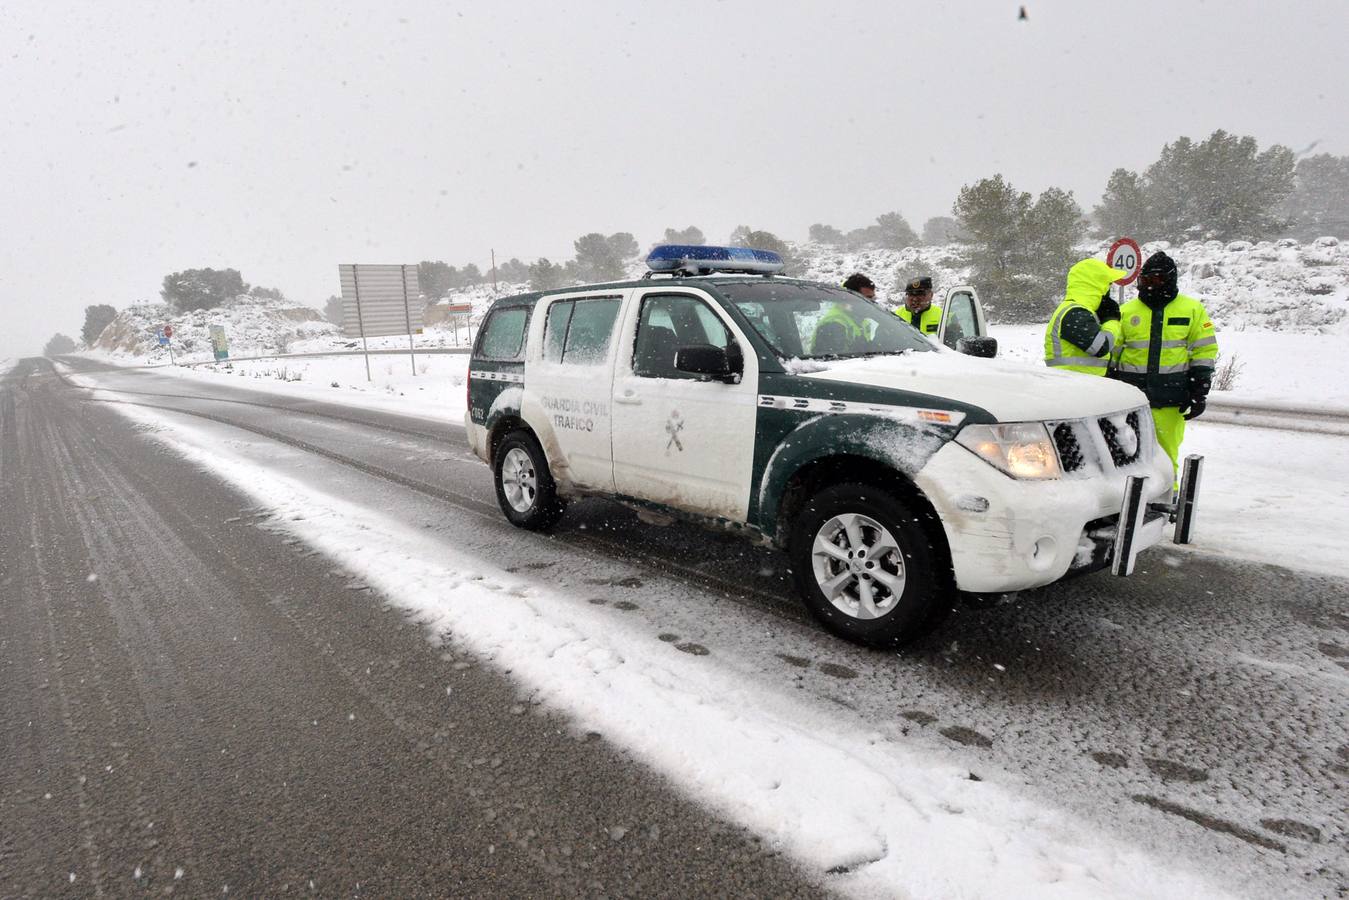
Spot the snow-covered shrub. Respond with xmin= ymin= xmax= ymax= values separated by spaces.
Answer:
xmin=1213 ymin=354 xmax=1244 ymax=391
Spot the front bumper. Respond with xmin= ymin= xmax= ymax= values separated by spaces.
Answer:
xmin=1069 ymin=507 xmax=1168 ymax=578
xmin=914 ymin=441 xmax=1175 ymax=592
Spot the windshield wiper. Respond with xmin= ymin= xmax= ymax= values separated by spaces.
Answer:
xmin=850 ymin=348 xmax=916 ymax=358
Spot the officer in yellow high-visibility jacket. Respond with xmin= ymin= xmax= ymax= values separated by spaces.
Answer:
xmin=1043 ymin=258 xmax=1126 ymax=375
xmin=1110 ymin=251 xmax=1219 ymax=477
xmin=811 ymin=303 xmax=868 ymax=356
xmin=895 ymin=276 xmax=942 ymax=335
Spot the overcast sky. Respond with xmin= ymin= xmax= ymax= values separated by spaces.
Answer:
xmin=2 ymin=0 xmax=1345 ymax=359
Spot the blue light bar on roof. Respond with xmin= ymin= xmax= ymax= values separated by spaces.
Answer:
xmin=645 ymin=244 xmax=784 ymax=275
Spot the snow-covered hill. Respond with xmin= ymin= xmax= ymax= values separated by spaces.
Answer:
xmin=427 ymin=236 xmax=1348 ymax=337
xmin=92 ymin=294 xmax=338 ymax=360
xmin=80 ymin=235 xmax=1348 ymax=367
xmin=790 ymin=236 xmax=1348 ymax=334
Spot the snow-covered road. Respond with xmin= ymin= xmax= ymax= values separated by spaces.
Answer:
xmin=30 ymin=355 xmax=1347 ymax=898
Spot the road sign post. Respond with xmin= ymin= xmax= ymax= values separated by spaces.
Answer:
xmin=400 ymin=264 xmax=417 ymax=376
xmin=158 ymin=324 xmax=176 ymax=366
xmin=444 ymin=303 xmax=473 ymax=346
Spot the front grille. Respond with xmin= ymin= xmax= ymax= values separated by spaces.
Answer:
xmin=1052 ymin=422 xmax=1085 ymax=472
xmin=1099 ymin=411 xmax=1143 ymax=467
xmin=1049 ymin=407 xmax=1149 ymax=475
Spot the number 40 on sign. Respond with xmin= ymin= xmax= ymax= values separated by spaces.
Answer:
xmin=1107 ymin=237 xmax=1142 ymax=286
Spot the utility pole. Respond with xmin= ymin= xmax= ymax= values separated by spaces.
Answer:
xmin=491 ymin=248 xmax=498 ymax=293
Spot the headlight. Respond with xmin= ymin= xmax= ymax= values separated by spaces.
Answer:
xmin=955 ymin=422 xmax=1061 ymax=480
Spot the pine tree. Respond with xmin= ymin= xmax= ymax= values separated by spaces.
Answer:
xmin=662 ymin=226 xmax=705 ymax=245
xmin=953 ymin=175 xmax=1083 ymax=322
xmin=1280 ymin=154 xmax=1349 ymax=239
xmin=81 ymin=304 xmax=117 ymax=344
xmin=1094 ymin=131 xmax=1296 ymax=242
xmin=44 ymin=333 xmax=77 ymax=356
xmin=160 ymin=268 xmax=247 ymax=312
xmin=808 ymin=223 xmax=845 ymax=245
xmin=323 ymin=295 xmax=343 ymax=325
xmin=920 ymin=216 xmax=965 ymax=245
xmin=528 ymin=258 xmax=568 ymax=292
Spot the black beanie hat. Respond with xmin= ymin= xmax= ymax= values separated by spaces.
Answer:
xmin=1138 ymin=251 xmax=1178 ymax=305
xmin=1140 ymin=251 xmax=1177 ymax=280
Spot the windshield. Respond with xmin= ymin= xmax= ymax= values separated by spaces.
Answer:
xmin=717 ymin=281 xmax=935 ymax=360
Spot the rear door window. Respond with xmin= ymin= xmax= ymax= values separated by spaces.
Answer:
xmin=477 ymin=306 xmax=529 ymax=360
xmin=544 ymin=297 xmax=622 ymax=365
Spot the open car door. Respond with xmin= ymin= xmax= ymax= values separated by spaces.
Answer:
xmin=937 ymin=285 xmax=997 ymax=357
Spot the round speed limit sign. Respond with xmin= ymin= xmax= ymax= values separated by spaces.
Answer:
xmin=1107 ymin=237 xmax=1142 ymax=285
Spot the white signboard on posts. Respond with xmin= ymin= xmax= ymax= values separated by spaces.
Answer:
xmin=337 ymin=263 xmax=423 ymax=379
xmin=338 ymin=264 xmax=422 ymax=339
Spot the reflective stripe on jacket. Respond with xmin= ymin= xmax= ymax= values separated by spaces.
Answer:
xmin=1043 ymin=258 xmax=1127 ymax=375
xmin=895 ymin=304 xmax=942 ymax=334
xmin=1112 ymin=294 xmax=1218 ymax=407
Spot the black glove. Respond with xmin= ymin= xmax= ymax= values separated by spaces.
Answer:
xmin=1189 ymin=372 xmax=1212 ymax=401
xmin=1097 ymin=295 xmax=1121 ymax=323
xmin=1183 ymin=398 xmax=1206 ymax=420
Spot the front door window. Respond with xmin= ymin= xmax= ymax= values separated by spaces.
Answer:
xmin=633 ymin=293 xmax=733 ymax=378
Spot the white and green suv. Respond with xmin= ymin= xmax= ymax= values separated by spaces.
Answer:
xmin=465 ymin=246 xmax=1179 ymax=647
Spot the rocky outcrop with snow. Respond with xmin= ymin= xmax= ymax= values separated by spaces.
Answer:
xmin=1155 ymin=237 xmax=1346 ymax=333
xmin=93 ymin=294 xmax=338 ymax=359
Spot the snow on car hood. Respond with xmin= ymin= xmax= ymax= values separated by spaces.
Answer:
xmin=795 ymin=349 xmax=1148 ymax=422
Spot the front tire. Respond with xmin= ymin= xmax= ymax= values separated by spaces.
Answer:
xmin=493 ymin=430 xmax=565 ymax=530
xmin=789 ymin=482 xmax=950 ymax=648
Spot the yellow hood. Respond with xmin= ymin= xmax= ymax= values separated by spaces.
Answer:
xmin=1063 ymin=258 xmax=1127 ymax=312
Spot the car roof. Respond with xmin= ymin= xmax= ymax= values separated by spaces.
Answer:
xmin=483 ymin=275 xmax=826 ymax=309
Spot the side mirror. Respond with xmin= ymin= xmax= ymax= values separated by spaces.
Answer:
xmin=956 ymin=336 xmax=998 ymax=358
xmin=674 ymin=344 xmax=741 ymax=383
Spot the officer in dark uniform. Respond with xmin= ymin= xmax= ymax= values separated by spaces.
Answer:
xmin=895 ymin=276 xmax=942 ymax=335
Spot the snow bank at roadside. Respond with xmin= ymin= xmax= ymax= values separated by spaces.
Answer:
xmin=151 ymin=353 xmax=470 ymax=422
xmin=991 ymin=324 xmax=1349 ymax=410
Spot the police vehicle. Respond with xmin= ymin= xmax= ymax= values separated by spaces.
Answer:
xmin=466 ymin=245 xmax=1196 ymax=647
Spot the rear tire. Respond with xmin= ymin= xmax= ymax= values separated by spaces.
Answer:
xmin=788 ymin=482 xmax=951 ymax=648
xmin=493 ymin=430 xmax=565 ymax=530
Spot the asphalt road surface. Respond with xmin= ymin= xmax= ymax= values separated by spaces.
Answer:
xmin=0 ymin=358 xmax=821 ymax=898
xmin=3 ymin=357 xmax=1346 ymax=897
